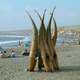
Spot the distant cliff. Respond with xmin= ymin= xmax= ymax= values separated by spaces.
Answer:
xmin=0 ymin=29 xmax=32 ymax=36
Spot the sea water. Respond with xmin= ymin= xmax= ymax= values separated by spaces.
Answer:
xmin=0 ymin=35 xmax=29 ymax=48
xmin=0 ymin=34 xmax=78 ymax=49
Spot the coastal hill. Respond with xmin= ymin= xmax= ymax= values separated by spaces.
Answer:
xmin=0 ymin=25 xmax=80 ymax=36
xmin=0 ymin=29 xmax=32 ymax=36
xmin=58 ymin=25 xmax=80 ymax=32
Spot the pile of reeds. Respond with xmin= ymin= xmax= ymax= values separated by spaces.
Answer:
xmin=26 ymin=7 xmax=59 ymax=72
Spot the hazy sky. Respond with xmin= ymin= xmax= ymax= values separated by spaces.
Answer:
xmin=0 ymin=0 xmax=80 ymax=31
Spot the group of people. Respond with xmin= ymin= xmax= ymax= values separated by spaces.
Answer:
xmin=0 ymin=48 xmax=29 ymax=58
xmin=0 ymin=50 xmax=16 ymax=58
xmin=8 ymin=50 xmax=16 ymax=58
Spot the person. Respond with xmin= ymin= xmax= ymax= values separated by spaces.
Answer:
xmin=10 ymin=50 xmax=16 ymax=58
xmin=0 ymin=50 xmax=8 ymax=58
xmin=19 ymin=40 xmax=22 ymax=47
xmin=4 ymin=50 xmax=6 ymax=54
xmin=22 ymin=49 xmax=29 ymax=56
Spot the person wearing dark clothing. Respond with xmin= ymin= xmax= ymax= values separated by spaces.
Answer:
xmin=22 ymin=49 xmax=29 ymax=56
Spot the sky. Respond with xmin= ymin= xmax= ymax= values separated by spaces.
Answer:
xmin=0 ymin=0 xmax=80 ymax=31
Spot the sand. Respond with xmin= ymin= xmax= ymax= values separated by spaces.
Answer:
xmin=0 ymin=45 xmax=80 ymax=80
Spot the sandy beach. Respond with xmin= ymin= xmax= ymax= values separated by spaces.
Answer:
xmin=0 ymin=0 xmax=80 ymax=80
xmin=0 ymin=45 xmax=80 ymax=80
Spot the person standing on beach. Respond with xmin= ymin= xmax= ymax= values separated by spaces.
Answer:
xmin=19 ymin=40 xmax=21 ymax=46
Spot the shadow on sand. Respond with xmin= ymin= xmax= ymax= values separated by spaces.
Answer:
xmin=59 ymin=65 xmax=80 ymax=72
xmin=27 ymin=65 xmax=80 ymax=73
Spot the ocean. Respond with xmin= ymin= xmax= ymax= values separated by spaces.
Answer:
xmin=0 ymin=35 xmax=31 ymax=49
xmin=0 ymin=34 xmax=79 ymax=49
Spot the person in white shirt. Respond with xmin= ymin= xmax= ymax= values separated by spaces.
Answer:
xmin=11 ymin=50 xmax=16 ymax=58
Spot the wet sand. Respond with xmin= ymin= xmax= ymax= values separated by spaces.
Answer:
xmin=0 ymin=45 xmax=80 ymax=80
